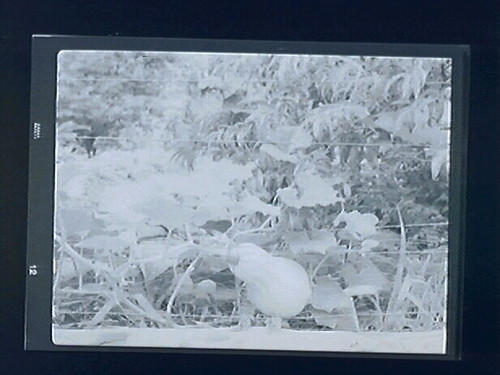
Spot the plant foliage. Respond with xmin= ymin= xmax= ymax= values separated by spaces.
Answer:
xmin=53 ymin=51 xmax=451 ymax=332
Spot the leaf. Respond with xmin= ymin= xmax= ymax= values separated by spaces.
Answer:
xmin=342 ymin=183 xmax=352 ymax=198
xmin=58 ymin=121 xmax=91 ymax=134
xmin=333 ymin=210 xmax=379 ymax=240
xmin=56 ymin=258 xmax=77 ymax=280
xmin=58 ymin=208 xmax=96 ymax=235
xmin=440 ymin=98 xmax=451 ymax=125
xmin=361 ymin=239 xmax=380 ymax=252
xmin=59 ymin=174 xmax=89 ymax=199
xmin=370 ymin=230 xmax=400 ymax=246
xmin=132 ymin=293 xmax=166 ymax=322
xmin=311 ymin=276 xmax=353 ymax=312
xmin=306 ymin=103 xmax=369 ymax=140
xmin=413 ymin=104 xmax=430 ymax=127
xmin=343 ymin=285 xmax=382 ymax=297
xmin=309 ymin=103 xmax=369 ymax=121
xmin=285 ymin=230 xmax=337 ymax=255
xmin=88 ymin=298 xmax=116 ymax=327
xmin=342 ymin=258 xmax=387 ymax=293
xmin=76 ymin=283 xmax=109 ymax=294
xmin=198 ymin=76 xmax=223 ymax=90
xmin=277 ymin=173 xmax=343 ymax=208
xmin=192 ymin=279 xmax=217 ymax=299
xmin=410 ymin=124 xmax=448 ymax=146
xmin=200 ymin=220 xmax=232 ymax=234
xmin=228 ymin=194 xmax=281 ymax=217
xmin=289 ymin=127 xmax=313 ymax=150
xmin=133 ymin=198 xmax=201 ymax=229
xmin=260 ymin=144 xmax=298 ymax=163
xmin=135 ymin=221 xmax=168 ymax=239
xmin=62 ymin=242 xmax=111 ymax=274
xmin=431 ymin=149 xmax=449 ymax=180
xmin=373 ymin=111 xmax=400 ymax=134
xmin=98 ymin=156 xmax=255 ymax=229
xmin=76 ymin=235 xmax=130 ymax=251
xmin=412 ymin=61 xmax=428 ymax=99
xmin=132 ymin=240 xmax=193 ymax=281
xmin=232 ymin=232 xmax=273 ymax=247
xmin=384 ymin=73 xmax=405 ymax=100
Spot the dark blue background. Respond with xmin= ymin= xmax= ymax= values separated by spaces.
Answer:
xmin=1 ymin=1 xmax=499 ymax=374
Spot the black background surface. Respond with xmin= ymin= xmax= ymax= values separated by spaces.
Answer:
xmin=1 ymin=1 xmax=499 ymax=374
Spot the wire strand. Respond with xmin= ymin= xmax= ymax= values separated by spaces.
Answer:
xmin=61 ymin=135 xmax=449 ymax=148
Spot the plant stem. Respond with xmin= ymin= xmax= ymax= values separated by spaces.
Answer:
xmin=166 ymin=252 xmax=202 ymax=314
xmin=383 ymin=204 xmax=407 ymax=329
xmin=232 ymin=216 xmax=273 ymax=239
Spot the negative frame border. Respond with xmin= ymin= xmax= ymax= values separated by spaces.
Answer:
xmin=26 ymin=35 xmax=470 ymax=360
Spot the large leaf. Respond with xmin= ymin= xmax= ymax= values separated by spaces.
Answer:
xmin=285 ymin=230 xmax=338 ymax=255
xmin=311 ymin=276 xmax=353 ymax=312
xmin=307 ymin=103 xmax=369 ymax=123
xmin=132 ymin=240 xmax=194 ymax=281
xmin=341 ymin=258 xmax=387 ymax=293
xmin=133 ymin=198 xmax=212 ymax=229
xmin=58 ymin=121 xmax=91 ymax=135
xmin=260 ymin=144 xmax=298 ymax=163
xmin=333 ymin=210 xmax=379 ymax=240
xmin=227 ymin=193 xmax=281 ymax=217
xmin=97 ymin=156 xmax=255 ymax=229
xmin=76 ymin=235 xmax=130 ymax=251
xmin=277 ymin=172 xmax=343 ymax=208
xmin=289 ymin=127 xmax=313 ymax=150
xmin=57 ymin=208 xmax=96 ymax=236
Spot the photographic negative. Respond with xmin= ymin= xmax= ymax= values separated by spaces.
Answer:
xmin=27 ymin=37 xmax=468 ymax=357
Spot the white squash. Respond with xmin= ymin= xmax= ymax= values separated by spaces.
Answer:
xmin=231 ymin=243 xmax=312 ymax=318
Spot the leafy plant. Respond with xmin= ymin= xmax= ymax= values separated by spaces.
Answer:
xmin=53 ymin=51 xmax=450 ymax=332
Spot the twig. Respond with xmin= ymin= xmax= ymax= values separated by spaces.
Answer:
xmin=166 ymin=252 xmax=202 ymax=314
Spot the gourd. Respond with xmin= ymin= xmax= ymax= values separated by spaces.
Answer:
xmin=230 ymin=243 xmax=312 ymax=319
